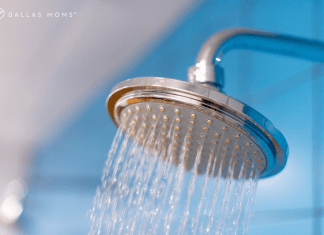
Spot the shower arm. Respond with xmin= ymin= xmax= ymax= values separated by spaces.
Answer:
xmin=188 ymin=28 xmax=324 ymax=89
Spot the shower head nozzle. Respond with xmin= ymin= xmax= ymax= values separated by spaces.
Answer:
xmin=107 ymin=77 xmax=288 ymax=179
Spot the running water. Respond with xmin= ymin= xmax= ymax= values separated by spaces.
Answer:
xmin=89 ymin=108 xmax=259 ymax=235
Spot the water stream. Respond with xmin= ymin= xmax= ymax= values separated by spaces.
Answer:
xmin=89 ymin=117 xmax=259 ymax=235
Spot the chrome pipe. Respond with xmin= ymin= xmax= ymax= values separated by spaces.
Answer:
xmin=188 ymin=28 xmax=324 ymax=89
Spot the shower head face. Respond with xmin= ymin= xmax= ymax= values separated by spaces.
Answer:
xmin=107 ymin=77 xmax=288 ymax=179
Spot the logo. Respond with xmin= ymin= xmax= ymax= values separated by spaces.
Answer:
xmin=0 ymin=8 xmax=5 ymax=19
xmin=0 ymin=8 xmax=77 ymax=19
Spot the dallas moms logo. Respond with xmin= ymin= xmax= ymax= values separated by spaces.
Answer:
xmin=0 ymin=8 xmax=77 ymax=19
xmin=0 ymin=8 xmax=5 ymax=19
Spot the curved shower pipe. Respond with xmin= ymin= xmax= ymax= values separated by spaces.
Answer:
xmin=188 ymin=28 xmax=324 ymax=89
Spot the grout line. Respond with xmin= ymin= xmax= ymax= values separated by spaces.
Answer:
xmin=240 ymin=64 xmax=324 ymax=108
xmin=240 ymin=66 xmax=313 ymax=106
xmin=251 ymin=207 xmax=323 ymax=226
xmin=311 ymin=0 xmax=324 ymax=234
xmin=237 ymin=0 xmax=256 ymax=105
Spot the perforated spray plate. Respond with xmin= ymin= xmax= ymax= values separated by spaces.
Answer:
xmin=107 ymin=77 xmax=288 ymax=178
xmin=119 ymin=102 xmax=266 ymax=178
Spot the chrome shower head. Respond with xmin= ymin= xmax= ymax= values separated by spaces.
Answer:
xmin=107 ymin=77 xmax=287 ymax=178
xmin=107 ymin=28 xmax=324 ymax=179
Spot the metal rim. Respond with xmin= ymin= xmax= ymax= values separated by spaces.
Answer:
xmin=107 ymin=77 xmax=289 ymax=178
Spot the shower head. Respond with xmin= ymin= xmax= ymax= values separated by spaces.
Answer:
xmin=107 ymin=28 xmax=324 ymax=179
xmin=107 ymin=77 xmax=287 ymax=179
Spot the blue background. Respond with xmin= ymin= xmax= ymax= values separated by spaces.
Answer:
xmin=23 ymin=0 xmax=324 ymax=234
